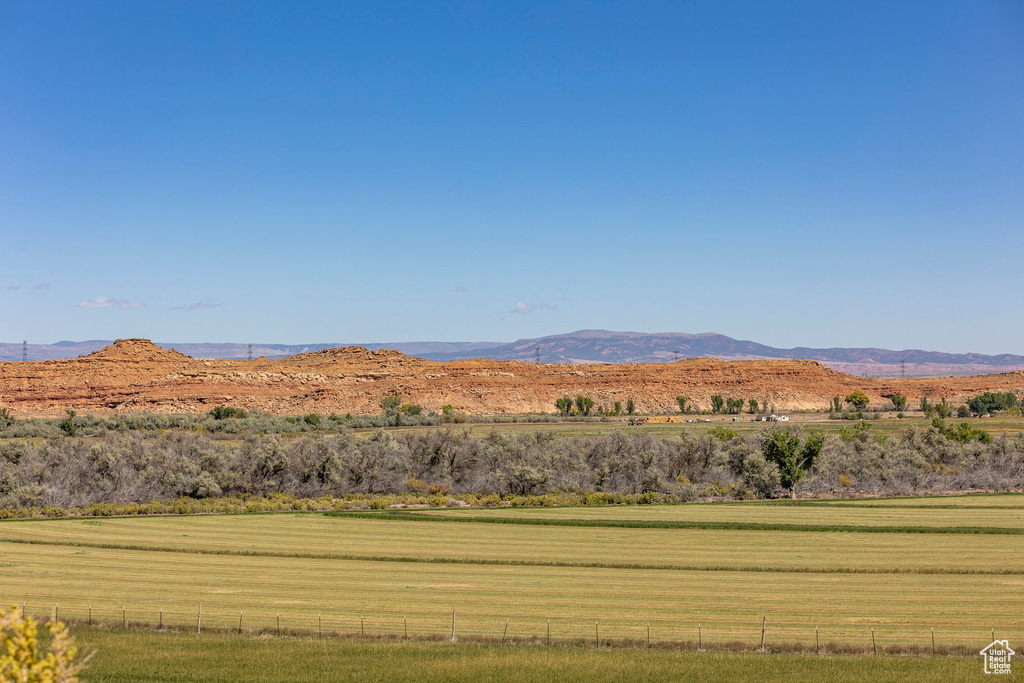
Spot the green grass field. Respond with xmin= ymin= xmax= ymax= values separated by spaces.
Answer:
xmin=3 ymin=495 xmax=1021 ymax=679
xmin=69 ymin=629 xmax=985 ymax=682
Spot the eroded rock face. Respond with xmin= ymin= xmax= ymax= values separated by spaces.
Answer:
xmin=0 ymin=338 xmax=1022 ymax=418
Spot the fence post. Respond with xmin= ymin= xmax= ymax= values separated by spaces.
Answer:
xmin=647 ymin=621 xmax=650 ymax=649
xmin=277 ymin=613 xmax=280 ymax=637
xmin=319 ymin=613 xmax=322 ymax=639
xmin=760 ymin=617 xmax=765 ymax=652
xmin=404 ymin=615 xmax=408 ymax=639
xmin=122 ymin=606 xmax=126 ymax=629
xmin=159 ymin=607 xmax=162 ymax=630
xmin=88 ymin=605 xmax=92 ymax=627
xmin=55 ymin=603 xmax=58 ymax=623
xmin=547 ymin=619 xmax=550 ymax=646
xmin=871 ymin=628 xmax=876 ymax=656
xmin=361 ymin=615 xmax=364 ymax=638
xmin=698 ymin=623 xmax=702 ymax=650
xmin=502 ymin=618 xmax=509 ymax=644
xmin=595 ymin=621 xmax=599 ymax=647
xmin=239 ymin=612 xmax=243 ymax=635
xmin=931 ymin=627 xmax=935 ymax=655
xmin=450 ymin=611 xmax=456 ymax=643
xmin=815 ymin=625 xmax=819 ymax=654
xmin=197 ymin=603 xmax=202 ymax=635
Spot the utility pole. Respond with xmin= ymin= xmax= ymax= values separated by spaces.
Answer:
xmin=535 ymin=347 xmax=541 ymax=364
xmin=22 ymin=340 xmax=27 ymax=362
xmin=900 ymin=359 xmax=906 ymax=378
xmin=247 ymin=344 xmax=253 ymax=361
xmin=673 ymin=350 xmax=679 ymax=363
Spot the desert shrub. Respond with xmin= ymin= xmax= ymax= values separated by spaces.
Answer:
xmin=709 ymin=426 xmax=737 ymax=442
xmin=0 ymin=604 xmax=87 ymax=682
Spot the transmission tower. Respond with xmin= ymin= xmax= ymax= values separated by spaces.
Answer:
xmin=535 ymin=347 xmax=541 ymax=364
xmin=23 ymin=340 xmax=27 ymax=362
xmin=248 ymin=344 xmax=253 ymax=361
xmin=673 ymin=350 xmax=679 ymax=363
xmin=900 ymin=359 xmax=906 ymax=378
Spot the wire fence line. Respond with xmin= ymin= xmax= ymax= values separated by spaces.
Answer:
xmin=6 ymin=599 xmax=1013 ymax=656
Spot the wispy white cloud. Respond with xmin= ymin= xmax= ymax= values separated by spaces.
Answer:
xmin=509 ymin=302 xmax=557 ymax=315
xmin=4 ymin=283 xmax=51 ymax=292
xmin=169 ymin=300 xmax=222 ymax=312
xmin=79 ymin=296 xmax=146 ymax=310
xmin=510 ymin=302 xmax=534 ymax=314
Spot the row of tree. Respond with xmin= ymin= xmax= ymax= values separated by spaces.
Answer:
xmin=675 ymin=396 xmax=769 ymax=415
xmin=1 ymin=421 xmax=1018 ymax=509
xmin=833 ymin=392 xmax=1021 ymax=418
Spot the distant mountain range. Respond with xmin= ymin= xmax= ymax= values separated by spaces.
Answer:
xmin=4 ymin=330 xmax=1024 ymax=378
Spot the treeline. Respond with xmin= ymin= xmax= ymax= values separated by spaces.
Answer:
xmin=1 ymin=423 xmax=1021 ymax=511
xmin=0 ymin=408 xmax=598 ymax=439
xmin=552 ymin=395 xmax=773 ymax=417
xmin=830 ymin=392 xmax=1022 ymax=420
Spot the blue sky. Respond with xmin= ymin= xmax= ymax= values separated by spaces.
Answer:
xmin=1 ymin=1 xmax=1022 ymax=353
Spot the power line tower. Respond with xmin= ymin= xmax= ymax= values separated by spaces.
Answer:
xmin=673 ymin=350 xmax=679 ymax=363
xmin=535 ymin=347 xmax=541 ymax=364
xmin=247 ymin=344 xmax=253 ymax=361
xmin=23 ymin=340 xmax=28 ymax=362
xmin=900 ymin=359 xmax=906 ymax=378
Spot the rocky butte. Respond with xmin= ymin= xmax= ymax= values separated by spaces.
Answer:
xmin=0 ymin=338 xmax=1022 ymax=418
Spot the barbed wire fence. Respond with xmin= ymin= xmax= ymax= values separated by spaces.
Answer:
xmin=6 ymin=599 xmax=1012 ymax=657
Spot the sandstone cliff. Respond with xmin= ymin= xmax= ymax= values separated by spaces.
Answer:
xmin=1 ymin=338 xmax=1022 ymax=417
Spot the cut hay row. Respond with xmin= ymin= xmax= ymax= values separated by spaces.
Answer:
xmin=3 ymin=512 xmax=1024 ymax=574
xmin=3 ymin=541 xmax=1021 ymax=648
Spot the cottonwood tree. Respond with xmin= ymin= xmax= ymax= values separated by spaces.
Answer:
xmin=575 ymin=394 xmax=594 ymax=417
xmin=760 ymin=428 xmax=824 ymax=498
xmin=844 ymin=391 xmax=869 ymax=410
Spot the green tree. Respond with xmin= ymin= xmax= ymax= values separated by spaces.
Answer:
xmin=575 ymin=394 xmax=594 ymax=417
xmin=613 ymin=401 xmax=622 ymax=416
xmin=379 ymin=395 xmax=402 ymax=414
xmin=59 ymin=410 xmax=76 ymax=437
xmin=967 ymin=392 xmax=1019 ymax=415
xmin=747 ymin=399 xmax=759 ymax=415
xmin=399 ymin=403 xmax=423 ymax=416
xmin=920 ymin=397 xmax=934 ymax=417
xmin=710 ymin=395 xmax=725 ymax=414
xmin=889 ymin=395 xmax=908 ymax=412
xmin=935 ymin=397 xmax=952 ymax=419
xmin=725 ymin=398 xmax=744 ymax=414
xmin=554 ymin=397 xmax=573 ymax=416
xmin=626 ymin=399 xmax=635 ymax=415
xmin=830 ymin=396 xmax=842 ymax=413
xmin=675 ymin=396 xmax=689 ymax=414
xmin=761 ymin=429 xmax=824 ymax=497
xmin=844 ymin=391 xmax=869 ymax=410
xmin=210 ymin=406 xmax=248 ymax=420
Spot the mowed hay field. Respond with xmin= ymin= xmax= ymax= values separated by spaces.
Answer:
xmin=2 ymin=495 xmax=1022 ymax=664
